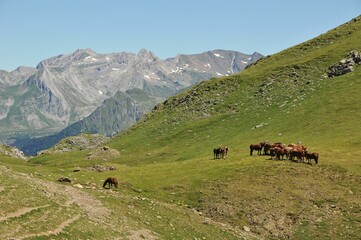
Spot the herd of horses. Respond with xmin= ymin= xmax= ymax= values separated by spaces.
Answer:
xmin=103 ymin=142 xmax=317 ymax=190
xmin=250 ymin=141 xmax=319 ymax=165
xmin=213 ymin=146 xmax=229 ymax=159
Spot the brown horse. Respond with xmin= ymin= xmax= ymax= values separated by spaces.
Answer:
xmin=250 ymin=142 xmax=266 ymax=155
xmin=103 ymin=177 xmax=118 ymax=189
xmin=264 ymin=142 xmax=285 ymax=155
xmin=290 ymin=149 xmax=305 ymax=162
xmin=270 ymin=147 xmax=287 ymax=160
xmin=305 ymin=151 xmax=319 ymax=165
xmin=213 ymin=146 xmax=229 ymax=159
xmin=288 ymin=143 xmax=307 ymax=151
xmin=220 ymin=146 xmax=229 ymax=159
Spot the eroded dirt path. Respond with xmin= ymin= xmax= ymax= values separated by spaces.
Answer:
xmin=0 ymin=166 xmax=113 ymax=239
xmin=17 ymin=215 xmax=81 ymax=240
xmin=0 ymin=205 xmax=49 ymax=222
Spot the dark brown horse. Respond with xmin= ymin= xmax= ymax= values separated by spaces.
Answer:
xmin=250 ymin=142 xmax=266 ymax=155
xmin=103 ymin=177 xmax=118 ymax=189
xmin=264 ymin=142 xmax=285 ymax=155
xmin=305 ymin=151 xmax=319 ymax=165
xmin=213 ymin=146 xmax=229 ymax=159
xmin=270 ymin=147 xmax=287 ymax=160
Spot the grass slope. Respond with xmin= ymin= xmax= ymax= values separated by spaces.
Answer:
xmin=1 ymin=16 xmax=361 ymax=239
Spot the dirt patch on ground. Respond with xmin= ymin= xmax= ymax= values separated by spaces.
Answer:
xmin=0 ymin=166 xmax=110 ymax=222
xmin=26 ymin=175 xmax=110 ymax=222
xmin=127 ymin=229 xmax=159 ymax=240
xmin=17 ymin=215 xmax=81 ymax=240
xmin=0 ymin=206 xmax=49 ymax=222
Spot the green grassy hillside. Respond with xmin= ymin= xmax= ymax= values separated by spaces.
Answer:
xmin=1 ymin=16 xmax=361 ymax=239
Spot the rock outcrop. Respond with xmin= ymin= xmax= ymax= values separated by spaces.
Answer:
xmin=328 ymin=50 xmax=361 ymax=77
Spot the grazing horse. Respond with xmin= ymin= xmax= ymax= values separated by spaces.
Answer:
xmin=213 ymin=146 xmax=229 ymax=159
xmin=288 ymin=143 xmax=307 ymax=151
xmin=290 ymin=149 xmax=305 ymax=162
xmin=250 ymin=142 xmax=266 ymax=156
xmin=305 ymin=151 xmax=319 ymax=165
xmin=264 ymin=142 xmax=285 ymax=155
xmin=103 ymin=177 xmax=118 ymax=189
xmin=270 ymin=147 xmax=287 ymax=160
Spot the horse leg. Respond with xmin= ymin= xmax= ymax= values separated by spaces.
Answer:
xmin=103 ymin=180 xmax=108 ymax=188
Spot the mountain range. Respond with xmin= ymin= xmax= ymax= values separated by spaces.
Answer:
xmin=0 ymin=49 xmax=263 ymax=155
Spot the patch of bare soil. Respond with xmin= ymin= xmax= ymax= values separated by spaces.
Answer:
xmin=0 ymin=206 xmax=49 ymax=222
xmin=128 ymin=229 xmax=159 ymax=240
xmin=0 ymin=166 xmax=166 ymax=240
xmin=17 ymin=215 xmax=80 ymax=240
xmin=19 ymin=172 xmax=111 ymax=222
xmin=0 ymin=165 xmax=111 ymax=239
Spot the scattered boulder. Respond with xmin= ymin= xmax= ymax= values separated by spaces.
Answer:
xmin=101 ymin=146 xmax=110 ymax=151
xmin=73 ymin=183 xmax=84 ymax=189
xmin=88 ymin=165 xmax=116 ymax=172
xmin=243 ymin=226 xmax=251 ymax=232
xmin=58 ymin=177 xmax=71 ymax=183
xmin=328 ymin=50 xmax=361 ymax=77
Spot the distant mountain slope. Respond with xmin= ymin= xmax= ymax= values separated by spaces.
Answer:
xmin=0 ymin=49 xmax=262 ymax=142
xmin=15 ymin=89 xmax=158 ymax=155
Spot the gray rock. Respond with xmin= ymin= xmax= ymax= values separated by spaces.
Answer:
xmin=243 ymin=226 xmax=251 ymax=232
xmin=328 ymin=50 xmax=361 ymax=77
xmin=58 ymin=177 xmax=71 ymax=183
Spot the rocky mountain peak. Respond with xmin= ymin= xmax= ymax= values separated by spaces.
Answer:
xmin=72 ymin=48 xmax=97 ymax=58
xmin=250 ymin=52 xmax=264 ymax=60
xmin=136 ymin=49 xmax=157 ymax=61
xmin=1 ymin=49 xmax=263 ymax=153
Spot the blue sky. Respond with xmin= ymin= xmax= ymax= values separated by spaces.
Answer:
xmin=0 ymin=0 xmax=360 ymax=71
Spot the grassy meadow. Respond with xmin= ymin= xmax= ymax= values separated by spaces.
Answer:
xmin=1 ymin=16 xmax=361 ymax=239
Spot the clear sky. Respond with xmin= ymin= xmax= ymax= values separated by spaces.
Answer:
xmin=0 ymin=0 xmax=360 ymax=71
